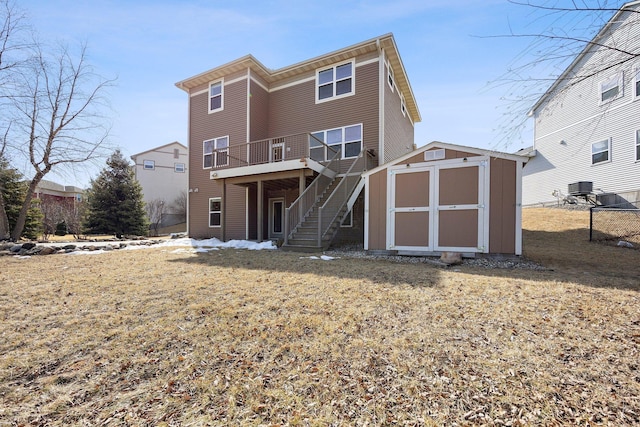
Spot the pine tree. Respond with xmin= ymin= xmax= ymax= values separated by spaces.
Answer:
xmin=84 ymin=150 xmax=148 ymax=238
xmin=0 ymin=158 xmax=44 ymax=240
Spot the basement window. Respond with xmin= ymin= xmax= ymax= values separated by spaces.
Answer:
xmin=209 ymin=197 xmax=221 ymax=227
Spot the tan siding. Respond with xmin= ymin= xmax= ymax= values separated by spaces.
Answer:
xmin=438 ymin=210 xmax=478 ymax=247
xmin=224 ymin=183 xmax=247 ymax=240
xmin=395 ymin=212 xmax=429 ymax=246
xmin=439 ymin=167 xmax=479 ymax=206
xmin=268 ymin=61 xmax=379 ymax=163
xmin=367 ymin=170 xmax=387 ymax=250
xmin=383 ymin=63 xmax=415 ymax=163
xmin=489 ymin=158 xmax=516 ymax=254
xmin=188 ymin=79 xmax=247 ymax=237
xmin=395 ymin=171 xmax=429 ymax=207
xmin=249 ymin=80 xmax=269 ymax=141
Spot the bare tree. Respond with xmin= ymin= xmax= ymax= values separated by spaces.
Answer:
xmin=490 ymin=0 xmax=640 ymax=146
xmin=2 ymin=41 xmax=114 ymax=240
xmin=170 ymin=190 xmax=187 ymax=222
xmin=146 ymin=198 xmax=165 ymax=237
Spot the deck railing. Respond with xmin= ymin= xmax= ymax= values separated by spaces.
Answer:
xmin=316 ymin=149 xmax=374 ymax=246
xmin=207 ymin=132 xmax=332 ymax=170
xmin=284 ymin=146 xmax=340 ymax=245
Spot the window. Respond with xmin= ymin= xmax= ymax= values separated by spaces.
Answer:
xmin=209 ymin=198 xmax=221 ymax=227
xmin=310 ymin=124 xmax=362 ymax=160
xmin=203 ymin=136 xmax=229 ymax=168
xmin=634 ymin=65 xmax=640 ymax=99
xmin=209 ymin=80 xmax=223 ymax=113
xmin=591 ymin=138 xmax=611 ymax=165
xmin=599 ymin=72 xmax=622 ymax=103
xmin=316 ymin=60 xmax=354 ymax=102
xmin=143 ymin=160 xmax=155 ymax=170
xmin=174 ymin=163 xmax=185 ymax=173
xmin=636 ymin=130 xmax=640 ymax=162
xmin=173 ymin=148 xmax=180 ymax=159
xmin=387 ymin=63 xmax=394 ymax=91
xmin=401 ymin=93 xmax=406 ymax=116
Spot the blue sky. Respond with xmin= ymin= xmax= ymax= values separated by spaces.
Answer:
xmin=20 ymin=0 xmax=621 ymax=187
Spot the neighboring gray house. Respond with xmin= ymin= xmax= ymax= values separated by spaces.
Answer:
xmin=522 ymin=1 xmax=640 ymax=206
xmin=131 ymin=142 xmax=188 ymax=231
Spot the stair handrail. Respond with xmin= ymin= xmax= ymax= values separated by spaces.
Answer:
xmin=284 ymin=139 xmax=340 ymax=245
xmin=317 ymin=149 xmax=375 ymax=246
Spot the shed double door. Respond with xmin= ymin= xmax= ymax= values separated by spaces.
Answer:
xmin=388 ymin=159 xmax=488 ymax=253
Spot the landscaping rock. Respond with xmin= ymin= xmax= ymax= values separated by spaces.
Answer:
xmin=21 ymin=242 xmax=36 ymax=250
xmin=9 ymin=245 xmax=22 ymax=253
xmin=440 ymin=251 xmax=463 ymax=266
xmin=39 ymin=247 xmax=57 ymax=255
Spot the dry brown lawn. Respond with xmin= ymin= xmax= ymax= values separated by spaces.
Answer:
xmin=1 ymin=207 xmax=639 ymax=426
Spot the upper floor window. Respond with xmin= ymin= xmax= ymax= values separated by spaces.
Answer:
xmin=143 ymin=160 xmax=155 ymax=170
xmin=401 ymin=93 xmax=407 ymax=117
xmin=174 ymin=163 xmax=185 ymax=173
xmin=591 ymin=138 xmax=611 ymax=165
xmin=203 ymin=136 xmax=229 ymax=168
xmin=634 ymin=64 xmax=640 ymax=99
xmin=599 ymin=72 xmax=622 ymax=104
xmin=310 ymin=124 xmax=362 ymax=160
xmin=636 ymin=130 xmax=640 ymax=162
xmin=209 ymin=80 xmax=223 ymax=113
xmin=316 ymin=60 xmax=354 ymax=103
xmin=387 ymin=63 xmax=394 ymax=91
xmin=173 ymin=148 xmax=180 ymax=159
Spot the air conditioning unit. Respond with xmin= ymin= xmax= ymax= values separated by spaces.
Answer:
xmin=568 ymin=181 xmax=592 ymax=196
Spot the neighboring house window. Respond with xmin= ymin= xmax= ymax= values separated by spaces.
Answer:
xmin=599 ymin=72 xmax=622 ymax=103
xmin=591 ymin=138 xmax=611 ymax=165
xmin=203 ymin=136 xmax=229 ymax=168
xmin=209 ymin=80 xmax=223 ymax=113
xmin=387 ymin=63 xmax=394 ymax=91
xmin=143 ymin=160 xmax=155 ymax=170
xmin=311 ymin=124 xmax=362 ymax=160
xmin=316 ymin=60 xmax=354 ymax=102
xmin=636 ymin=130 xmax=640 ymax=162
xmin=174 ymin=148 xmax=180 ymax=159
xmin=634 ymin=64 xmax=640 ymax=99
xmin=209 ymin=197 xmax=221 ymax=227
xmin=175 ymin=163 xmax=185 ymax=173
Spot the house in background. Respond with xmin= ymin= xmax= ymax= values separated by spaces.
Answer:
xmin=523 ymin=1 xmax=640 ymax=206
xmin=34 ymin=179 xmax=84 ymax=207
xmin=175 ymin=33 xmax=420 ymax=250
xmin=365 ymin=142 xmax=528 ymax=256
xmin=130 ymin=141 xmax=188 ymax=232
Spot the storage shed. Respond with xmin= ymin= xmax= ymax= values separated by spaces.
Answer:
xmin=364 ymin=142 xmax=529 ymax=256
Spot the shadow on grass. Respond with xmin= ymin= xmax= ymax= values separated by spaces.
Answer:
xmin=167 ymin=227 xmax=638 ymax=292
xmin=168 ymin=248 xmax=444 ymax=288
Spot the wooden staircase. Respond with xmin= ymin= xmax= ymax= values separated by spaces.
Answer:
xmin=282 ymin=177 xmax=346 ymax=252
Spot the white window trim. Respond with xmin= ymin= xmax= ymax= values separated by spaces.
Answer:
xmin=209 ymin=197 xmax=222 ymax=228
xmin=143 ymin=160 xmax=155 ymax=170
xmin=636 ymin=130 xmax=640 ymax=162
xmin=400 ymin=93 xmax=406 ymax=117
xmin=387 ymin=62 xmax=394 ymax=92
xmin=634 ymin=64 xmax=640 ymax=101
xmin=208 ymin=79 xmax=224 ymax=114
xmin=311 ymin=123 xmax=363 ymax=160
xmin=174 ymin=163 xmax=185 ymax=173
xmin=598 ymin=72 xmax=623 ymax=105
xmin=591 ymin=137 xmax=611 ymax=165
xmin=315 ymin=59 xmax=355 ymax=104
xmin=203 ymin=136 xmax=229 ymax=169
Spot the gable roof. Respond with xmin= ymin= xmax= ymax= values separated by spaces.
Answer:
xmin=130 ymin=141 xmax=188 ymax=159
xmin=529 ymin=1 xmax=640 ymax=115
xmin=363 ymin=141 xmax=529 ymax=177
xmin=175 ymin=33 xmax=421 ymax=123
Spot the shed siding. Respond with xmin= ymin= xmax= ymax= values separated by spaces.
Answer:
xmin=524 ymin=6 xmax=640 ymax=205
xmin=489 ymin=158 xmax=516 ymax=254
xmin=367 ymin=169 xmax=387 ymax=250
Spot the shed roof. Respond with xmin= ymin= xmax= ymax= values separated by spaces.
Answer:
xmin=363 ymin=141 xmax=530 ymax=177
xmin=175 ymin=33 xmax=421 ymax=124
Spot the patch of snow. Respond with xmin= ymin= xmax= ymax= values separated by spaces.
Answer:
xmin=299 ymin=255 xmax=339 ymax=261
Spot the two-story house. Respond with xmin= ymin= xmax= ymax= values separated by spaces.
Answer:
xmin=523 ymin=1 xmax=640 ymax=206
xmin=130 ymin=141 xmax=188 ymax=231
xmin=175 ymin=33 xmax=420 ymax=250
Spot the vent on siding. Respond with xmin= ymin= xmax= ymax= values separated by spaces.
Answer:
xmin=424 ymin=149 xmax=445 ymax=161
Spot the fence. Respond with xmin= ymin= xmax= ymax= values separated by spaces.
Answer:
xmin=590 ymin=200 xmax=640 ymax=248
